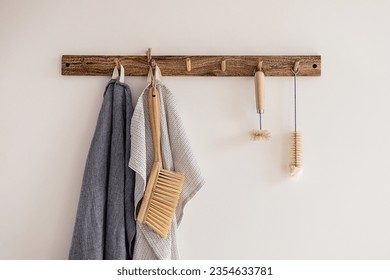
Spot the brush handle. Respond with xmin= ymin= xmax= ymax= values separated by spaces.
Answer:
xmin=254 ymin=70 xmax=265 ymax=114
xmin=137 ymin=88 xmax=162 ymax=224
xmin=136 ymin=161 xmax=161 ymax=223
xmin=148 ymin=87 xmax=162 ymax=163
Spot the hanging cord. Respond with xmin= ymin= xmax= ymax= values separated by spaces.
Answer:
xmin=147 ymin=48 xmax=157 ymax=96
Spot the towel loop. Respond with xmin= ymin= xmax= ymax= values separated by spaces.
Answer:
xmin=111 ymin=66 xmax=119 ymax=80
xmin=111 ymin=57 xmax=124 ymax=82
xmin=119 ymin=65 xmax=125 ymax=83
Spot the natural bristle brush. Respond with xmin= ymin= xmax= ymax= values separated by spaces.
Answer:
xmin=289 ymin=61 xmax=302 ymax=176
xmin=250 ymin=61 xmax=270 ymax=141
xmin=137 ymin=70 xmax=185 ymax=238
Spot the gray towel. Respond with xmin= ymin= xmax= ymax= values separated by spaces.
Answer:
xmin=129 ymin=81 xmax=205 ymax=259
xmin=69 ymin=79 xmax=136 ymax=260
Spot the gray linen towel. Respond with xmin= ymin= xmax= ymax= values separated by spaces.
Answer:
xmin=129 ymin=80 xmax=205 ymax=260
xmin=69 ymin=78 xmax=136 ymax=260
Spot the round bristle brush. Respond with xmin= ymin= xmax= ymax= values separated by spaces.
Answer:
xmin=289 ymin=131 xmax=302 ymax=176
xmin=250 ymin=62 xmax=270 ymax=141
xmin=289 ymin=62 xmax=302 ymax=176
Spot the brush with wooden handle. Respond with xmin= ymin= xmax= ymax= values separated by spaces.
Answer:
xmin=137 ymin=86 xmax=185 ymax=238
xmin=250 ymin=65 xmax=270 ymax=141
xmin=289 ymin=62 xmax=302 ymax=176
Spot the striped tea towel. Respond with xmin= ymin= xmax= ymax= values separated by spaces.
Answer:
xmin=129 ymin=80 xmax=205 ymax=259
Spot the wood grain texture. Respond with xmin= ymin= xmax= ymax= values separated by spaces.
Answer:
xmin=62 ymin=55 xmax=321 ymax=77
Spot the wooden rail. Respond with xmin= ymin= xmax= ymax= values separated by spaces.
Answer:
xmin=62 ymin=55 xmax=321 ymax=77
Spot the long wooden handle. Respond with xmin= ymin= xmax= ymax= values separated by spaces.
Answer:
xmin=254 ymin=70 xmax=265 ymax=113
xmin=148 ymin=87 xmax=162 ymax=163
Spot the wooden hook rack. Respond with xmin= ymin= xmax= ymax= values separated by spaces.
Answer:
xmin=61 ymin=55 xmax=321 ymax=77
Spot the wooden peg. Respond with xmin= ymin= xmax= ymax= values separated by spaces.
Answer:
xmin=293 ymin=60 xmax=300 ymax=73
xmin=114 ymin=58 xmax=120 ymax=69
xmin=257 ymin=61 xmax=263 ymax=72
xmin=186 ymin=58 xmax=191 ymax=72
xmin=221 ymin=60 xmax=226 ymax=72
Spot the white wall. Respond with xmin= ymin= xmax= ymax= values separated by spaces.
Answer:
xmin=1 ymin=0 xmax=390 ymax=259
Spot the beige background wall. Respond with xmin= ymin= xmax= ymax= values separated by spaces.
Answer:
xmin=1 ymin=0 xmax=390 ymax=259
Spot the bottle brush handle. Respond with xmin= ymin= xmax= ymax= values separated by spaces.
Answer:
xmin=148 ymin=87 xmax=162 ymax=163
xmin=254 ymin=70 xmax=265 ymax=114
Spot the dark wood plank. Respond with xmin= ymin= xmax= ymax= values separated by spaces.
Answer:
xmin=62 ymin=55 xmax=321 ymax=77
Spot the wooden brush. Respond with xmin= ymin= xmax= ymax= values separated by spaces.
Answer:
xmin=136 ymin=86 xmax=185 ymax=238
xmin=250 ymin=64 xmax=270 ymax=141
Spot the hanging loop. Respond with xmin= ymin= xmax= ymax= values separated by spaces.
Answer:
xmin=146 ymin=48 xmax=158 ymax=89
xmin=146 ymin=48 xmax=157 ymax=69
xmin=146 ymin=48 xmax=152 ymax=64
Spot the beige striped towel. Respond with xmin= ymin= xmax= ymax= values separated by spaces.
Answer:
xmin=129 ymin=78 xmax=205 ymax=259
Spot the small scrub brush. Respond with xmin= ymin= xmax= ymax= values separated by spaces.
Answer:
xmin=289 ymin=62 xmax=302 ymax=176
xmin=289 ymin=131 xmax=302 ymax=176
xmin=249 ymin=62 xmax=270 ymax=141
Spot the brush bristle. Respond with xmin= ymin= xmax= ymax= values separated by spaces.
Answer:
xmin=249 ymin=130 xmax=270 ymax=141
xmin=144 ymin=169 xmax=185 ymax=238
xmin=289 ymin=132 xmax=302 ymax=176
